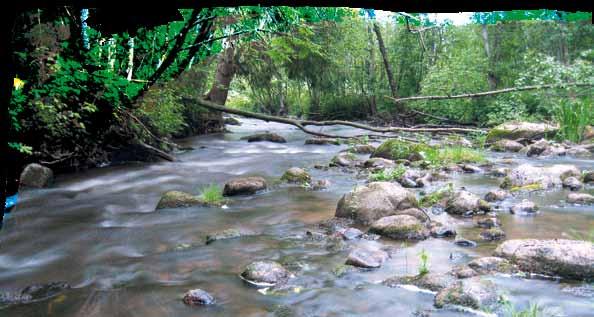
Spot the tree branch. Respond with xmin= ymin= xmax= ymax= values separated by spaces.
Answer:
xmin=182 ymin=97 xmax=486 ymax=139
xmin=385 ymin=82 xmax=594 ymax=103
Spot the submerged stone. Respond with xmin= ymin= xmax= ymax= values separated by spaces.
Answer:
xmin=240 ymin=261 xmax=290 ymax=287
xmin=182 ymin=289 xmax=215 ymax=306
xmin=241 ymin=133 xmax=286 ymax=143
xmin=281 ymin=167 xmax=311 ymax=184
xmin=369 ymin=215 xmax=429 ymax=240
xmin=156 ymin=191 xmax=206 ymax=209
xmin=223 ymin=176 xmax=267 ymax=196
xmin=345 ymin=246 xmax=389 ymax=268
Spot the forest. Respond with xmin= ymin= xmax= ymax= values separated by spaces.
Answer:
xmin=1 ymin=6 xmax=594 ymax=317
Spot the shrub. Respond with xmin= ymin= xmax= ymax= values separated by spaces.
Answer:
xmin=554 ymin=98 xmax=593 ymax=143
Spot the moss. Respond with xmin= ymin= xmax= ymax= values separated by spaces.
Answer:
xmin=510 ymin=183 xmax=544 ymax=192
xmin=156 ymin=191 xmax=207 ymax=209
xmin=281 ymin=170 xmax=311 ymax=184
xmin=373 ymin=139 xmax=432 ymax=161
xmin=420 ymin=184 xmax=454 ymax=207
xmin=500 ymin=176 xmax=512 ymax=189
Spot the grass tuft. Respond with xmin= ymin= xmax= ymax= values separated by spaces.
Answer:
xmin=368 ymin=165 xmax=406 ymax=182
xmin=198 ymin=184 xmax=225 ymax=205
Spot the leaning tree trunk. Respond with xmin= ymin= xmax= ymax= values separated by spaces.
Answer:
xmin=373 ymin=22 xmax=404 ymax=113
xmin=203 ymin=43 xmax=237 ymax=132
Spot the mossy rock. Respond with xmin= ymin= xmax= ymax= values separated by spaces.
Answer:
xmin=371 ymin=139 xmax=433 ymax=161
xmin=485 ymin=121 xmax=558 ymax=143
xmin=281 ymin=167 xmax=312 ymax=184
xmin=156 ymin=191 xmax=207 ymax=209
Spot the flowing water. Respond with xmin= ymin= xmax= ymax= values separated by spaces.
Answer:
xmin=1 ymin=119 xmax=593 ymax=316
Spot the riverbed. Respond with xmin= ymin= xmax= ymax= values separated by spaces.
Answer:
xmin=1 ymin=118 xmax=593 ymax=316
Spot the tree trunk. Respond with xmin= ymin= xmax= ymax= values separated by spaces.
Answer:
xmin=205 ymin=43 xmax=236 ymax=105
xmin=366 ymin=23 xmax=377 ymax=116
xmin=126 ymin=37 xmax=134 ymax=81
xmin=373 ymin=22 xmax=403 ymax=112
xmin=481 ymin=23 xmax=497 ymax=90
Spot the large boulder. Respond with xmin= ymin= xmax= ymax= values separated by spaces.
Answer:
xmin=335 ymin=182 xmax=418 ymax=225
xmin=281 ymin=167 xmax=311 ymax=184
xmin=445 ymin=190 xmax=491 ymax=215
xmin=19 ymin=163 xmax=54 ymax=188
xmin=486 ymin=121 xmax=558 ymax=143
xmin=434 ymin=277 xmax=499 ymax=310
xmin=241 ymin=133 xmax=286 ymax=143
xmin=156 ymin=191 xmax=206 ymax=209
xmin=494 ymin=239 xmax=594 ymax=280
xmin=369 ymin=215 xmax=430 ymax=240
xmin=240 ymin=261 xmax=290 ymax=287
xmin=500 ymin=164 xmax=580 ymax=190
xmin=567 ymin=193 xmax=594 ymax=205
xmin=371 ymin=139 xmax=432 ymax=162
xmin=223 ymin=176 xmax=267 ymax=196
xmin=491 ymin=139 xmax=524 ymax=152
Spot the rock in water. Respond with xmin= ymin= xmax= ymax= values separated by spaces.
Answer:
xmin=183 ymin=289 xmax=215 ymax=306
xmin=205 ymin=229 xmax=247 ymax=244
xmin=510 ymin=200 xmax=538 ymax=214
xmin=491 ymin=139 xmax=524 ymax=152
xmin=485 ymin=121 xmax=558 ymax=143
xmin=223 ymin=177 xmax=267 ymax=196
xmin=583 ymin=171 xmax=594 ymax=184
xmin=454 ymin=238 xmax=477 ymax=248
xmin=383 ymin=273 xmax=456 ymax=292
xmin=281 ymin=167 xmax=311 ymax=184
xmin=494 ymin=239 xmax=594 ymax=280
xmin=476 ymin=217 xmax=500 ymax=229
xmin=445 ymin=190 xmax=490 ymax=215
xmin=20 ymin=163 xmax=54 ymax=188
xmin=563 ymin=176 xmax=584 ymax=191
xmin=501 ymin=164 xmax=580 ymax=190
xmin=224 ymin=117 xmax=241 ymax=125
xmin=305 ymin=138 xmax=340 ymax=145
xmin=567 ymin=193 xmax=594 ymax=205
xmin=467 ymin=257 xmax=515 ymax=274
xmin=349 ymin=144 xmax=376 ymax=154
xmin=434 ymin=277 xmax=499 ymax=310
xmin=369 ymin=215 xmax=429 ymax=240
xmin=484 ymin=189 xmax=509 ymax=202
xmin=330 ymin=152 xmax=359 ymax=167
xmin=364 ymin=158 xmax=396 ymax=171
xmin=335 ymin=182 xmax=418 ymax=225
xmin=345 ymin=246 xmax=389 ymax=268
xmin=156 ymin=191 xmax=205 ymax=209
xmin=240 ymin=261 xmax=290 ymax=287
xmin=479 ymin=228 xmax=506 ymax=241
xmin=241 ymin=133 xmax=286 ymax=143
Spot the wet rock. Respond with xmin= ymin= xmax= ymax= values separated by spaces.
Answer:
xmin=18 ymin=281 xmax=71 ymax=304
xmin=330 ymin=152 xmax=358 ymax=167
xmin=182 ymin=289 xmax=215 ymax=306
xmin=583 ymin=171 xmax=594 ymax=183
xmin=398 ymin=177 xmax=418 ymax=188
xmin=240 ymin=261 xmax=291 ymax=287
xmin=451 ymin=266 xmax=479 ymax=279
xmin=369 ymin=215 xmax=429 ymax=240
xmin=526 ymin=139 xmax=551 ymax=157
xmin=461 ymin=164 xmax=482 ymax=173
xmin=224 ymin=116 xmax=241 ymax=125
xmin=467 ymin=257 xmax=515 ymax=274
xmin=384 ymin=273 xmax=456 ymax=292
xmin=510 ymin=200 xmax=538 ymax=214
xmin=454 ymin=238 xmax=477 ymax=248
xmin=490 ymin=167 xmax=509 ymax=177
xmin=311 ymin=179 xmax=331 ymax=190
xmin=562 ymin=176 xmax=583 ymax=191
xmin=335 ymin=181 xmax=418 ymax=225
xmin=501 ymin=163 xmax=580 ymax=190
xmin=223 ymin=176 xmax=267 ymax=196
xmin=345 ymin=246 xmax=389 ymax=268
xmin=304 ymin=137 xmax=340 ymax=145
xmin=494 ymin=239 xmax=594 ymax=280
xmin=281 ymin=167 xmax=311 ymax=184
xmin=429 ymin=221 xmax=457 ymax=238
xmin=364 ymin=157 xmax=396 ymax=170
xmin=434 ymin=277 xmax=499 ymax=310
xmin=491 ymin=139 xmax=524 ymax=152
xmin=479 ymin=227 xmax=506 ymax=241
xmin=156 ymin=191 xmax=206 ymax=209
xmin=476 ymin=217 xmax=500 ymax=229
xmin=567 ymin=193 xmax=594 ymax=204
xmin=445 ymin=190 xmax=491 ymax=215
xmin=206 ymin=229 xmax=251 ymax=244
xmin=484 ymin=189 xmax=509 ymax=202
xmin=349 ymin=144 xmax=376 ymax=154
xmin=485 ymin=121 xmax=558 ymax=143
xmin=19 ymin=163 xmax=54 ymax=188
xmin=241 ymin=132 xmax=286 ymax=143
xmin=340 ymin=227 xmax=364 ymax=240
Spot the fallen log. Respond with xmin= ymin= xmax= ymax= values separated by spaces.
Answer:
xmin=182 ymin=97 xmax=485 ymax=140
xmin=385 ymin=82 xmax=593 ymax=104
